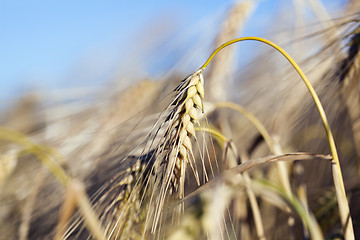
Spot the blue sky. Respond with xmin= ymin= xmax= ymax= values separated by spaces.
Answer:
xmin=0 ymin=1 xmax=235 ymax=103
xmin=0 ymin=0 xmax=346 ymax=109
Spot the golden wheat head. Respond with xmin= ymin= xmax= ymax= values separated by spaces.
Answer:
xmin=144 ymin=69 xmax=205 ymax=234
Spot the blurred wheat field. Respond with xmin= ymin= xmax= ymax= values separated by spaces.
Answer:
xmin=1 ymin=1 xmax=360 ymax=239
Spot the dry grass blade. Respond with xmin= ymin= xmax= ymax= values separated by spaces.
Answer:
xmin=226 ymin=153 xmax=332 ymax=176
xmin=184 ymin=153 xmax=331 ymax=206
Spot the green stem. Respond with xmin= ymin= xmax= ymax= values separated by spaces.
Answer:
xmin=195 ymin=126 xmax=228 ymax=144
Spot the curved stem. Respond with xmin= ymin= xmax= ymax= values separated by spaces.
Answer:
xmin=201 ymin=37 xmax=354 ymax=239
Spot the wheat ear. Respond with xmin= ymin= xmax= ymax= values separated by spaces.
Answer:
xmin=147 ymin=69 xmax=205 ymax=233
xmin=91 ymin=158 xmax=148 ymax=239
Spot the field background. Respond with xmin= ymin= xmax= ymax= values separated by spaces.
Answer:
xmin=1 ymin=0 xmax=360 ymax=239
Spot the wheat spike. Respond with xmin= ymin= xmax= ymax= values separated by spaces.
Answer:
xmin=145 ymin=69 xmax=205 ymax=234
xmin=64 ymin=70 xmax=205 ymax=238
xmin=164 ymin=69 xmax=204 ymax=198
xmin=62 ymin=156 xmax=149 ymax=239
